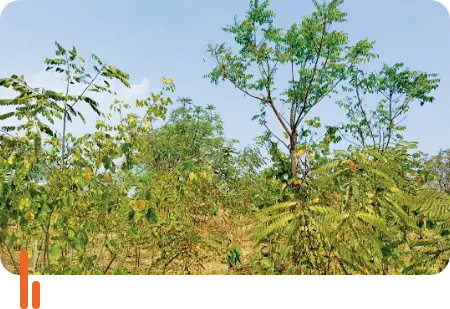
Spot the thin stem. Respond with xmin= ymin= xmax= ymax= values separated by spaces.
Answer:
xmin=2 ymin=241 xmax=19 ymax=274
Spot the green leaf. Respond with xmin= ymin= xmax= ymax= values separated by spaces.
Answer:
xmin=74 ymin=240 xmax=84 ymax=251
xmin=67 ymin=193 xmax=75 ymax=206
xmin=68 ymin=230 xmax=75 ymax=240
xmin=7 ymin=233 xmax=17 ymax=249
xmin=106 ymin=240 xmax=117 ymax=250
xmin=183 ymin=160 xmax=194 ymax=170
xmin=103 ymin=155 xmax=112 ymax=170
xmin=145 ymin=207 xmax=157 ymax=224
xmin=210 ymin=206 xmax=218 ymax=216
xmin=49 ymin=244 xmax=62 ymax=260
xmin=189 ymin=172 xmax=197 ymax=181
xmin=127 ymin=226 xmax=137 ymax=236
xmin=128 ymin=210 xmax=135 ymax=221
xmin=355 ymin=213 xmax=386 ymax=228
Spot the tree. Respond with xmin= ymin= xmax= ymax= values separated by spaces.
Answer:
xmin=0 ymin=42 xmax=131 ymax=169
xmin=0 ymin=69 xmax=177 ymax=274
xmin=423 ymin=149 xmax=450 ymax=194
xmin=136 ymin=99 xmax=266 ymax=215
xmin=205 ymin=0 xmax=375 ymax=188
xmin=337 ymin=63 xmax=439 ymax=152
xmin=144 ymin=99 xmax=233 ymax=174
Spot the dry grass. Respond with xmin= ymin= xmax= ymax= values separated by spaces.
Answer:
xmin=0 ymin=209 xmax=261 ymax=275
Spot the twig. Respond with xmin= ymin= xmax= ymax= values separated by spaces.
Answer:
xmin=2 ymin=242 xmax=19 ymax=274
xmin=32 ymin=239 xmax=39 ymax=275
xmin=103 ymin=254 xmax=117 ymax=275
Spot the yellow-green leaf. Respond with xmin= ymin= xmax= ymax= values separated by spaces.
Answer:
xmin=83 ymin=167 xmax=93 ymax=182
xmin=49 ymin=244 xmax=62 ymax=260
xmin=68 ymin=230 xmax=75 ymax=240
xmin=189 ymin=172 xmax=197 ymax=181
xmin=296 ymin=148 xmax=307 ymax=157
xmin=7 ymin=154 xmax=14 ymax=165
xmin=19 ymin=198 xmax=31 ymax=210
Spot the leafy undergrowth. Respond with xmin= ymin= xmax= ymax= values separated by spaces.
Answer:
xmin=4 ymin=200 xmax=446 ymax=276
xmin=0 ymin=211 xmax=260 ymax=275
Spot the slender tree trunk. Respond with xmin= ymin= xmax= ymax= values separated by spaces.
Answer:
xmin=290 ymin=131 xmax=303 ymax=204
xmin=289 ymin=132 xmax=297 ymax=180
xmin=61 ymin=55 xmax=71 ymax=170
xmin=32 ymin=239 xmax=38 ymax=275
xmin=43 ymin=207 xmax=55 ymax=269
xmin=61 ymin=104 xmax=67 ymax=169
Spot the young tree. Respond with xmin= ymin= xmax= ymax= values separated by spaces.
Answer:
xmin=0 ymin=42 xmax=131 ymax=168
xmin=145 ymin=99 xmax=233 ymax=172
xmin=337 ymin=63 xmax=439 ymax=152
xmin=205 ymin=0 xmax=376 ymax=187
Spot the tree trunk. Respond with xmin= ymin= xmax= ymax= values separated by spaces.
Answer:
xmin=289 ymin=132 xmax=297 ymax=180
xmin=61 ymin=104 xmax=67 ymax=169
xmin=289 ymin=132 xmax=303 ymax=203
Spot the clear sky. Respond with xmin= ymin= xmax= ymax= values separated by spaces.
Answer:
xmin=0 ymin=0 xmax=449 ymax=155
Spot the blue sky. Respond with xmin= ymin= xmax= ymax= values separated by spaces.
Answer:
xmin=0 ymin=0 xmax=449 ymax=155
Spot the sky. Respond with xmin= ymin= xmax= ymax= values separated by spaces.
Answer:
xmin=0 ymin=0 xmax=449 ymax=155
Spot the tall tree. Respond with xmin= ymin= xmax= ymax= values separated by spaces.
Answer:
xmin=205 ymin=0 xmax=376 ymax=187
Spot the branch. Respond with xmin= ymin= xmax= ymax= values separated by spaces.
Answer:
xmin=65 ymin=53 xmax=70 ymax=96
xmin=292 ymin=57 xmax=308 ymax=123
xmin=263 ymin=122 xmax=289 ymax=150
xmin=296 ymin=12 xmax=329 ymax=126
xmin=2 ymin=241 xmax=19 ymax=274
xmin=225 ymin=74 xmax=265 ymax=101
xmin=225 ymin=69 xmax=292 ymax=137
xmin=0 ymin=129 xmax=15 ymax=137
xmin=338 ymin=128 xmax=363 ymax=148
xmin=252 ymin=24 xmax=292 ymax=138
xmin=70 ymin=71 xmax=101 ymax=109
xmin=383 ymin=91 xmax=394 ymax=152
xmin=256 ymin=61 xmax=292 ymax=136
xmin=354 ymin=76 xmax=376 ymax=147
xmin=267 ymin=99 xmax=292 ymax=136
xmin=394 ymin=115 xmax=408 ymax=126
xmin=290 ymin=60 xmax=296 ymax=128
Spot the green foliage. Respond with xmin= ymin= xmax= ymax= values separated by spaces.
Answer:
xmin=1 ymin=1 xmax=448 ymax=276
xmin=0 ymin=42 xmax=130 ymax=138
xmin=203 ymin=0 xmax=448 ymax=275
xmin=0 ymin=46 xmax=263 ymax=274
xmin=0 ymin=42 xmax=131 ymax=171
xmin=206 ymin=0 xmax=376 ymax=182
xmin=337 ymin=64 xmax=439 ymax=151
xmin=226 ymin=245 xmax=242 ymax=268
xmin=252 ymin=147 xmax=449 ymax=274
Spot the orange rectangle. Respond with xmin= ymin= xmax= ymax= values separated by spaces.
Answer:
xmin=20 ymin=251 xmax=28 ymax=309
xmin=32 ymin=281 xmax=40 ymax=309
